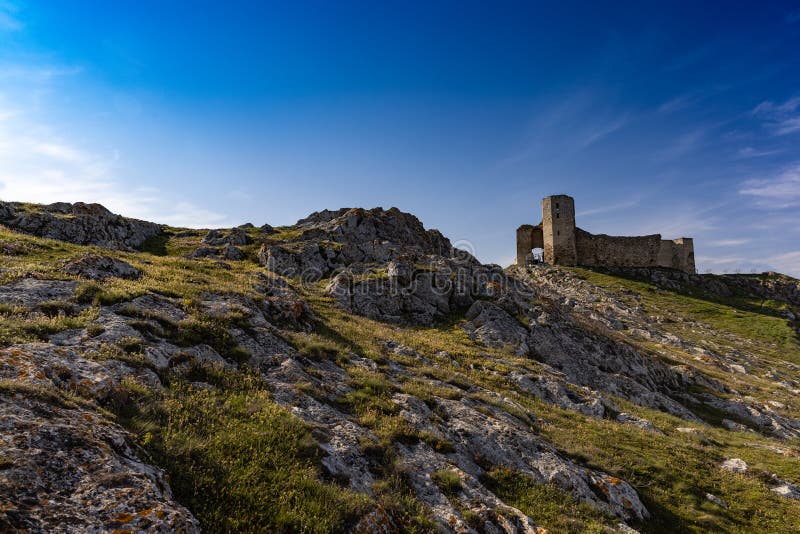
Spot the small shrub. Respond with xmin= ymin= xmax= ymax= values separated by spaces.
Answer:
xmin=73 ymin=282 xmax=129 ymax=306
xmin=38 ymin=300 xmax=75 ymax=317
xmin=117 ymin=336 xmax=145 ymax=354
xmin=431 ymin=469 xmax=462 ymax=496
xmin=85 ymin=323 xmax=106 ymax=338
xmin=421 ymin=433 xmax=455 ymax=453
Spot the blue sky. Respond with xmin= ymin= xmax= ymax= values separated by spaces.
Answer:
xmin=1 ymin=1 xmax=799 ymax=275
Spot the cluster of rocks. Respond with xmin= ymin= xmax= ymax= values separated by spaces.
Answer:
xmin=186 ymin=228 xmax=250 ymax=261
xmin=0 ymin=384 xmax=200 ymax=533
xmin=0 ymin=201 xmax=162 ymax=250
xmin=264 ymin=340 xmax=650 ymax=529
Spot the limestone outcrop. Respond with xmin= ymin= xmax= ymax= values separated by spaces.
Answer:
xmin=0 ymin=201 xmax=162 ymax=250
xmin=63 ymin=254 xmax=142 ymax=280
xmin=259 ymin=207 xmax=452 ymax=280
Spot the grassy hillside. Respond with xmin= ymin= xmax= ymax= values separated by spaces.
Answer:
xmin=1 ymin=224 xmax=800 ymax=533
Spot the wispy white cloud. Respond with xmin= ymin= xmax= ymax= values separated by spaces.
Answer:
xmin=658 ymin=94 xmax=695 ymax=114
xmin=657 ymin=128 xmax=707 ymax=161
xmin=579 ymin=115 xmax=628 ymax=149
xmin=657 ymin=86 xmax=729 ymax=115
xmin=0 ymin=64 xmax=84 ymax=84
xmin=496 ymin=90 xmax=632 ymax=167
xmin=0 ymin=60 xmax=230 ymax=228
xmin=708 ymin=238 xmax=751 ymax=247
xmin=752 ymin=96 xmax=800 ymax=136
xmin=736 ymin=146 xmax=782 ymax=159
xmin=576 ymin=197 xmax=641 ymax=217
xmin=767 ymin=251 xmax=800 ymax=277
xmin=0 ymin=127 xmax=230 ymax=227
xmin=739 ymin=164 xmax=800 ymax=208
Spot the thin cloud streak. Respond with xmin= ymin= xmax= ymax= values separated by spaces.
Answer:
xmin=577 ymin=198 xmax=641 ymax=217
xmin=752 ymin=96 xmax=800 ymax=136
xmin=579 ymin=115 xmax=629 ymax=149
xmin=708 ymin=238 xmax=750 ymax=247
xmin=736 ymin=146 xmax=782 ymax=158
xmin=739 ymin=164 xmax=800 ymax=208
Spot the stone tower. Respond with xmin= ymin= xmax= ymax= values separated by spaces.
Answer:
xmin=542 ymin=194 xmax=577 ymax=266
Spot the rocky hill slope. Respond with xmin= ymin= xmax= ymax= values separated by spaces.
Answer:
xmin=0 ymin=202 xmax=799 ymax=533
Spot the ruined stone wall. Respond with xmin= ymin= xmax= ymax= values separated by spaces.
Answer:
xmin=542 ymin=195 xmax=577 ymax=266
xmin=657 ymin=238 xmax=695 ymax=273
xmin=516 ymin=224 xmax=543 ymax=265
xmin=516 ymin=194 xmax=696 ymax=273
xmin=575 ymin=228 xmax=663 ymax=269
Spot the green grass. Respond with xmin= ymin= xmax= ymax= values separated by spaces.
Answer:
xmin=571 ymin=268 xmax=799 ymax=361
xmin=87 ymin=342 xmax=154 ymax=370
xmin=107 ymin=367 xmax=371 ymax=533
xmin=430 ymin=469 xmax=462 ymax=496
xmin=0 ymin=306 xmax=98 ymax=346
xmin=531 ymin=396 xmax=800 ymax=534
xmin=481 ymin=467 xmax=612 ymax=533
xmin=3 ymin=220 xmax=800 ymax=533
xmin=267 ymin=227 xmax=305 ymax=242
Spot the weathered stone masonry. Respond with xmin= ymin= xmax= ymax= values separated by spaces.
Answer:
xmin=516 ymin=195 xmax=695 ymax=273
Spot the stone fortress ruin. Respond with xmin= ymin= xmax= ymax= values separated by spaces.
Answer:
xmin=517 ymin=194 xmax=695 ymax=273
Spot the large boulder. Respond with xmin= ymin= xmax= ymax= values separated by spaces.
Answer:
xmin=63 ymin=254 xmax=141 ymax=280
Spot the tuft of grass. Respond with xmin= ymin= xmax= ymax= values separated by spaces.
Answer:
xmin=430 ymin=469 xmax=462 ymax=496
xmin=88 ymin=343 xmax=154 ymax=370
xmin=73 ymin=282 xmax=132 ymax=306
xmin=37 ymin=300 xmax=76 ymax=317
xmin=288 ymin=333 xmax=343 ymax=362
xmin=85 ymin=323 xmax=106 ymax=338
xmin=0 ymin=378 xmax=77 ymax=408
xmin=116 ymin=335 xmax=145 ymax=354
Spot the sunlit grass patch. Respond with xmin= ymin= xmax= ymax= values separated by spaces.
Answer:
xmin=107 ymin=367 xmax=371 ymax=532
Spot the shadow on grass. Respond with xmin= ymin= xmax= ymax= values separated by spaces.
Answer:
xmin=138 ymin=232 xmax=170 ymax=256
